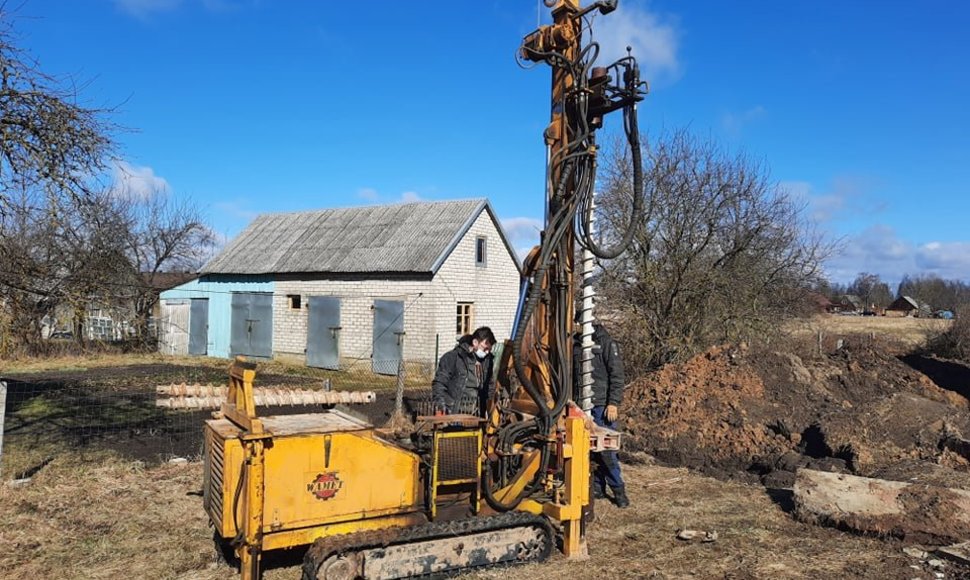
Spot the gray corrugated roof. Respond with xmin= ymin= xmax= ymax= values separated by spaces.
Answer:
xmin=201 ymin=199 xmax=513 ymax=275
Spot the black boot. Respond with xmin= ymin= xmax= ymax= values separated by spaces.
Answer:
xmin=593 ymin=486 xmax=606 ymax=500
xmin=612 ymin=486 xmax=630 ymax=508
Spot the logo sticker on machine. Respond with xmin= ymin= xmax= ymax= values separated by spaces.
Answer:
xmin=307 ymin=472 xmax=343 ymax=500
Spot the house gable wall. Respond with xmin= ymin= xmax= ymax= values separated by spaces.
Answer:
xmin=431 ymin=210 xmax=520 ymax=350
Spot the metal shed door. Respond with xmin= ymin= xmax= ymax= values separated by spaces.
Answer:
xmin=372 ymin=299 xmax=404 ymax=375
xmin=307 ymin=296 xmax=341 ymax=370
xmin=188 ymin=298 xmax=209 ymax=355
xmin=230 ymin=293 xmax=273 ymax=358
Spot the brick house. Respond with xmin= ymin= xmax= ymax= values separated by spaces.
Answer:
xmin=158 ymin=199 xmax=521 ymax=373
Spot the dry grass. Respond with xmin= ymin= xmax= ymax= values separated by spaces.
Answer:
xmin=785 ymin=315 xmax=950 ymax=350
xmin=0 ymin=352 xmax=227 ymax=374
xmin=0 ymin=456 xmax=921 ymax=580
xmin=1 ymin=353 xmax=432 ymax=391
xmin=470 ymin=462 xmax=913 ymax=580
xmin=0 ymin=454 xmax=226 ymax=580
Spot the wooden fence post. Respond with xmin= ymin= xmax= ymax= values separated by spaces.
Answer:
xmin=394 ymin=359 xmax=405 ymax=415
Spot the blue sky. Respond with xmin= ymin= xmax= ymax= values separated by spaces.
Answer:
xmin=12 ymin=0 xmax=970 ymax=286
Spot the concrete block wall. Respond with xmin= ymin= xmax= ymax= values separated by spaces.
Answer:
xmin=432 ymin=211 xmax=520 ymax=347
xmin=273 ymin=279 xmax=438 ymax=365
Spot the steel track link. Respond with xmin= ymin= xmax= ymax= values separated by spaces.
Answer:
xmin=301 ymin=512 xmax=554 ymax=580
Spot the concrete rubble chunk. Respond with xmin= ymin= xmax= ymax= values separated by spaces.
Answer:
xmin=937 ymin=541 xmax=970 ymax=565
xmin=793 ymin=469 xmax=970 ymax=544
xmin=903 ymin=546 xmax=928 ymax=559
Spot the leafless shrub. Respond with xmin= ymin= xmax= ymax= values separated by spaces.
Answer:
xmin=926 ymin=306 xmax=970 ymax=362
xmin=595 ymin=129 xmax=835 ymax=376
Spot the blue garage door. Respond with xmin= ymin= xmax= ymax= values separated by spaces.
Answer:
xmin=229 ymin=292 xmax=273 ymax=358
xmin=372 ymin=299 xmax=404 ymax=375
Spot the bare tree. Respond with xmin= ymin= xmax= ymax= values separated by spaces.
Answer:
xmin=595 ymin=129 xmax=834 ymax=373
xmin=0 ymin=9 xmax=117 ymax=354
xmin=0 ymin=9 xmax=114 ymax=212
xmin=0 ymin=188 xmax=129 ymax=352
xmin=116 ymin=185 xmax=216 ymax=344
xmin=847 ymin=272 xmax=892 ymax=310
xmin=898 ymin=274 xmax=970 ymax=313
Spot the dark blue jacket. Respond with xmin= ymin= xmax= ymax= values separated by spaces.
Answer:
xmin=573 ymin=324 xmax=625 ymax=407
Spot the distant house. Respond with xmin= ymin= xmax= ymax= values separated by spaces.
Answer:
xmin=886 ymin=295 xmax=929 ymax=318
xmin=832 ymin=294 xmax=863 ymax=314
xmin=158 ymin=199 xmax=521 ymax=373
xmin=49 ymin=271 xmax=197 ymax=341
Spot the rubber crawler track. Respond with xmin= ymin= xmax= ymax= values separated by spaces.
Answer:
xmin=301 ymin=512 xmax=554 ymax=580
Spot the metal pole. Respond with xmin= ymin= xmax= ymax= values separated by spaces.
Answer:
xmin=0 ymin=381 xmax=6 ymax=479
xmin=395 ymin=336 xmax=406 ymax=415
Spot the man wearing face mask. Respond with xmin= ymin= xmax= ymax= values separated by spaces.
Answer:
xmin=432 ymin=326 xmax=496 ymax=416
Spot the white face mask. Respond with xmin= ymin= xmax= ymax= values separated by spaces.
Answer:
xmin=475 ymin=349 xmax=488 ymax=359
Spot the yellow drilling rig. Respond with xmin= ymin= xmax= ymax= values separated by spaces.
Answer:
xmin=202 ymin=1 xmax=647 ymax=578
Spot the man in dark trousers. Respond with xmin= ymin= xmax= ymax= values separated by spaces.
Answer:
xmin=432 ymin=326 xmax=496 ymax=415
xmin=574 ymin=321 xmax=629 ymax=508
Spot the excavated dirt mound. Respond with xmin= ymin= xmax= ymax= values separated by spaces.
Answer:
xmin=623 ymin=340 xmax=970 ymax=486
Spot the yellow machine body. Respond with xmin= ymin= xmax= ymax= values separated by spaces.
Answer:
xmin=203 ymin=411 xmax=423 ymax=541
xmin=204 ymin=360 xmax=595 ymax=579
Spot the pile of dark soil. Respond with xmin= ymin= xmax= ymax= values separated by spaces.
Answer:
xmin=622 ymin=340 xmax=970 ymax=487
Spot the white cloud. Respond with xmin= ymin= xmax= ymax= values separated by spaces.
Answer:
xmin=590 ymin=2 xmax=680 ymax=84
xmin=721 ymin=105 xmax=766 ymax=135
xmin=355 ymin=188 xmax=428 ymax=203
xmin=782 ymin=176 xmax=884 ymax=224
xmin=400 ymin=191 xmax=423 ymax=203
xmin=111 ymin=161 xmax=171 ymax=200
xmin=357 ymin=187 xmax=379 ymax=201
xmin=501 ymin=217 xmax=542 ymax=261
xmin=501 ymin=217 xmax=542 ymax=242
xmin=915 ymin=241 xmax=970 ymax=276
xmin=824 ymin=225 xmax=970 ymax=284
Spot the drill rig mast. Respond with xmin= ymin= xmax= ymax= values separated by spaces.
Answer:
xmin=201 ymin=2 xmax=646 ymax=578
xmin=484 ymin=0 xmax=647 ymax=555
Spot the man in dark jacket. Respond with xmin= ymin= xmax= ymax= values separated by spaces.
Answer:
xmin=432 ymin=326 xmax=496 ymax=415
xmin=574 ymin=322 xmax=629 ymax=507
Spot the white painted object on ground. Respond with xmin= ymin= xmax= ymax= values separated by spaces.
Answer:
xmin=0 ymin=381 xmax=5 ymax=479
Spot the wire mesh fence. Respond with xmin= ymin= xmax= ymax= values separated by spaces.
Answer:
xmin=0 ymin=357 xmax=437 ymax=479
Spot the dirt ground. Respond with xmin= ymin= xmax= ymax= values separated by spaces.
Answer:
xmin=623 ymin=339 xmax=970 ymax=485
xmin=2 ymin=316 xmax=970 ymax=579
xmin=0 ymin=455 xmax=944 ymax=580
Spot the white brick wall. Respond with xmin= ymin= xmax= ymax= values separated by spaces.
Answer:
xmin=271 ymin=209 xmax=520 ymax=366
xmin=432 ymin=211 xmax=520 ymax=346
